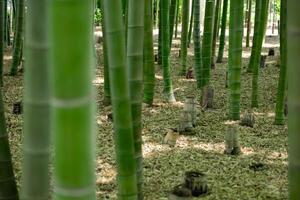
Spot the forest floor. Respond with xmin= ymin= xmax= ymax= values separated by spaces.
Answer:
xmin=2 ymin=32 xmax=287 ymax=199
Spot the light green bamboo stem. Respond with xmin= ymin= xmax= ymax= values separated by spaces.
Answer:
xmin=162 ymin=0 xmax=176 ymax=102
xmin=21 ymin=1 xmax=50 ymax=200
xmin=228 ymin=0 xmax=244 ymax=120
xmin=50 ymin=1 xmax=96 ymax=200
xmin=103 ymin=0 xmax=138 ymax=199
xmin=201 ymin=0 xmax=215 ymax=87
xmin=274 ymin=0 xmax=286 ymax=125
xmin=193 ymin=0 xmax=202 ymax=88
xmin=144 ymin=0 xmax=156 ymax=105
xmin=287 ymin=0 xmax=300 ymax=198
xmin=180 ymin=0 xmax=190 ymax=75
xmin=216 ymin=0 xmax=228 ymax=63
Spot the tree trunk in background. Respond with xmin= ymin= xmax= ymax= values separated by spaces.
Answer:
xmin=0 ymin=89 xmax=19 ymax=200
xmin=250 ymin=0 xmax=269 ymax=108
xmin=155 ymin=0 xmax=160 ymax=28
xmin=287 ymin=0 xmax=300 ymax=199
xmin=100 ymin=2 xmax=111 ymax=106
xmin=193 ymin=0 xmax=202 ymax=88
xmin=3 ymin=0 xmax=7 ymax=47
xmin=162 ymin=0 xmax=176 ymax=102
xmin=50 ymin=1 xmax=96 ymax=199
xmin=144 ymin=0 xmax=156 ymax=105
xmin=21 ymin=1 xmax=51 ymax=199
xmin=201 ymin=0 xmax=215 ymax=88
xmin=174 ymin=0 xmax=180 ymax=39
xmin=180 ymin=0 xmax=190 ymax=75
xmin=187 ymin=0 xmax=194 ymax=47
xmin=158 ymin=0 xmax=162 ymax=65
xmin=246 ymin=0 xmax=252 ymax=47
xmin=169 ymin=0 xmax=177 ymax=48
xmin=211 ymin=0 xmax=221 ymax=68
xmin=274 ymin=0 xmax=286 ymax=125
xmin=0 ymin=0 xmax=4 ymax=85
xmin=248 ymin=0 xmax=261 ymax=73
xmin=228 ymin=0 xmax=244 ymax=120
xmin=216 ymin=0 xmax=228 ymax=63
xmin=10 ymin=0 xmax=24 ymax=76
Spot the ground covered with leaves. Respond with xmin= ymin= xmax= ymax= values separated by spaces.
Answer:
xmin=3 ymin=33 xmax=287 ymax=199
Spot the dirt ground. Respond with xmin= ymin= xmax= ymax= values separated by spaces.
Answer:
xmin=2 ymin=32 xmax=287 ymax=199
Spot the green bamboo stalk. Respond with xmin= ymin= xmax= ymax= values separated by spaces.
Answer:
xmin=3 ymin=0 xmax=7 ymax=47
xmin=169 ymin=0 xmax=177 ymax=47
xmin=144 ymin=0 xmax=156 ymax=105
xmin=50 ymin=1 xmax=96 ymax=200
xmin=162 ymin=0 xmax=176 ymax=102
xmin=228 ymin=0 xmax=244 ymax=120
xmin=180 ymin=0 xmax=190 ymax=75
xmin=21 ymin=1 xmax=50 ymax=200
xmin=9 ymin=0 xmax=24 ymax=76
xmin=102 ymin=1 xmax=138 ymax=199
xmin=246 ymin=0 xmax=252 ymax=47
xmin=158 ymin=0 xmax=162 ymax=65
xmin=250 ymin=0 xmax=269 ymax=108
xmin=187 ymin=0 xmax=194 ymax=47
xmin=211 ymin=0 xmax=222 ymax=68
xmin=247 ymin=0 xmax=262 ymax=73
xmin=100 ymin=1 xmax=110 ymax=106
xmin=174 ymin=0 xmax=180 ymax=39
xmin=287 ymin=0 xmax=300 ymax=198
xmin=216 ymin=0 xmax=228 ymax=63
xmin=155 ymin=0 xmax=160 ymax=28
xmin=6 ymin=10 xmax=11 ymax=46
xmin=127 ymin=0 xmax=145 ymax=198
xmin=274 ymin=0 xmax=286 ymax=125
xmin=0 ymin=89 xmax=19 ymax=200
xmin=193 ymin=0 xmax=202 ymax=88
xmin=0 ymin=0 xmax=4 ymax=85
xmin=201 ymin=0 xmax=215 ymax=87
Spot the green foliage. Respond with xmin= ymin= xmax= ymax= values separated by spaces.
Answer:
xmin=94 ymin=7 xmax=102 ymax=26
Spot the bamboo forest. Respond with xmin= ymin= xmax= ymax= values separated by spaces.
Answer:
xmin=1 ymin=0 xmax=299 ymax=199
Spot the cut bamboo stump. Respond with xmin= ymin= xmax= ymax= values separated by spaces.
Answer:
xmin=183 ymin=96 xmax=197 ymax=127
xmin=168 ymin=184 xmax=192 ymax=200
xmin=260 ymin=55 xmax=267 ymax=68
xmin=224 ymin=123 xmax=242 ymax=155
xmin=185 ymin=171 xmax=208 ymax=197
xmin=240 ymin=111 xmax=255 ymax=128
xmin=13 ymin=101 xmax=23 ymax=115
xmin=164 ymin=129 xmax=180 ymax=147
xmin=268 ymin=48 xmax=275 ymax=56
xmin=185 ymin=68 xmax=194 ymax=79
xmin=201 ymin=86 xmax=214 ymax=109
